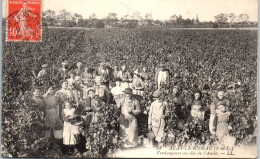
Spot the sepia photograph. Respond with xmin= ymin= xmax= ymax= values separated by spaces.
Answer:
xmin=1 ymin=0 xmax=258 ymax=158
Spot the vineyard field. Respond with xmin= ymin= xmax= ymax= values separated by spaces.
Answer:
xmin=1 ymin=27 xmax=257 ymax=157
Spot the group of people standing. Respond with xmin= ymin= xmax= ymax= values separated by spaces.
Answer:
xmin=31 ymin=60 xmax=234 ymax=153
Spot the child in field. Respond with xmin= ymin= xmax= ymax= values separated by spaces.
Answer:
xmin=148 ymin=90 xmax=167 ymax=147
xmin=215 ymin=104 xmax=232 ymax=143
xmin=189 ymin=90 xmax=205 ymax=122
xmin=209 ymin=90 xmax=230 ymax=135
xmin=62 ymin=101 xmax=80 ymax=153
xmin=132 ymin=70 xmax=145 ymax=96
xmin=111 ymin=78 xmax=124 ymax=105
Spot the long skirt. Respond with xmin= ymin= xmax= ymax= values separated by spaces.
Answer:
xmin=151 ymin=119 xmax=165 ymax=142
xmin=216 ymin=123 xmax=229 ymax=140
xmin=119 ymin=114 xmax=138 ymax=148
xmin=45 ymin=108 xmax=61 ymax=129
xmin=63 ymin=121 xmax=80 ymax=145
xmin=209 ymin=114 xmax=216 ymax=134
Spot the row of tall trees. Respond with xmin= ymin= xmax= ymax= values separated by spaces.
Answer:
xmin=214 ymin=13 xmax=249 ymax=24
xmin=214 ymin=13 xmax=250 ymax=28
xmin=42 ymin=9 xmax=252 ymax=28
xmin=165 ymin=14 xmax=200 ymax=25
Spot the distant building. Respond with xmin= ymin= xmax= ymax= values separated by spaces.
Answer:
xmin=117 ymin=19 xmax=133 ymax=24
xmin=249 ymin=22 xmax=258 ymax=25
xmin=66 ymin=15 xmax=73 ymax=21
xmin=138 ymin=21 xmax=149 ymax=26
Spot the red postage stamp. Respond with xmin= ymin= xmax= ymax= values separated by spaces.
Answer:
xmin=7 ymin=0 xmax=42 ymax=42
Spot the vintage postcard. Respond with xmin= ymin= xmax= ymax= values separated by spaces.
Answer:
xmin=1 ymin=0 xmax=258 ymax=158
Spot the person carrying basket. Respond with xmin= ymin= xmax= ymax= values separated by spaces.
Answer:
xmin=62 ymin=101 xmax=81 ymax=154
xmin=81 ymin=88 xmax=103 ymax=126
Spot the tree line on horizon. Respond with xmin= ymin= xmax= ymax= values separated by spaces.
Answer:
xmin=34 ymin=9 xmax=259 ymax=28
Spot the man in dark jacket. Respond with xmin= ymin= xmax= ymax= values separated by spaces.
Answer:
xmin=58 ymin=61 xmax=69 ymax=80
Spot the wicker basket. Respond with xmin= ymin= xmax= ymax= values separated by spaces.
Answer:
xmin=146 ymin=131 xmax=155 ymax=139
xmin=53 ymin=129 xmax=63 ymax=139
xmin=81 ymin=114 xmax=93 ymax=125
xmin=143 ymin=137 xmax=154 ymax=148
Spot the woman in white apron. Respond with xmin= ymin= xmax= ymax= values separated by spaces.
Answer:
xmin=117 ymin=88 xmax=141 ymax=148
xmin=148 ymin=90 xmax=167 ymax=146
xmin=62 ymin=101 xmax=80 ymax=146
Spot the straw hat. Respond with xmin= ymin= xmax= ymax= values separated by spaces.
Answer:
xmin=153 ymin=90 xmax=161 ymax=98
xmin=86 ymin=88 xmax=95 ymax=95
xmin=42 ymin=64 xmax=48 ymax=68
xmin=77 ymin=62 xmax=82 ymax=66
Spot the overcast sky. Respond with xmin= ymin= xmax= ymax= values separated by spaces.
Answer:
xmin=2 ymin=0 xmax=258 ymax=21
